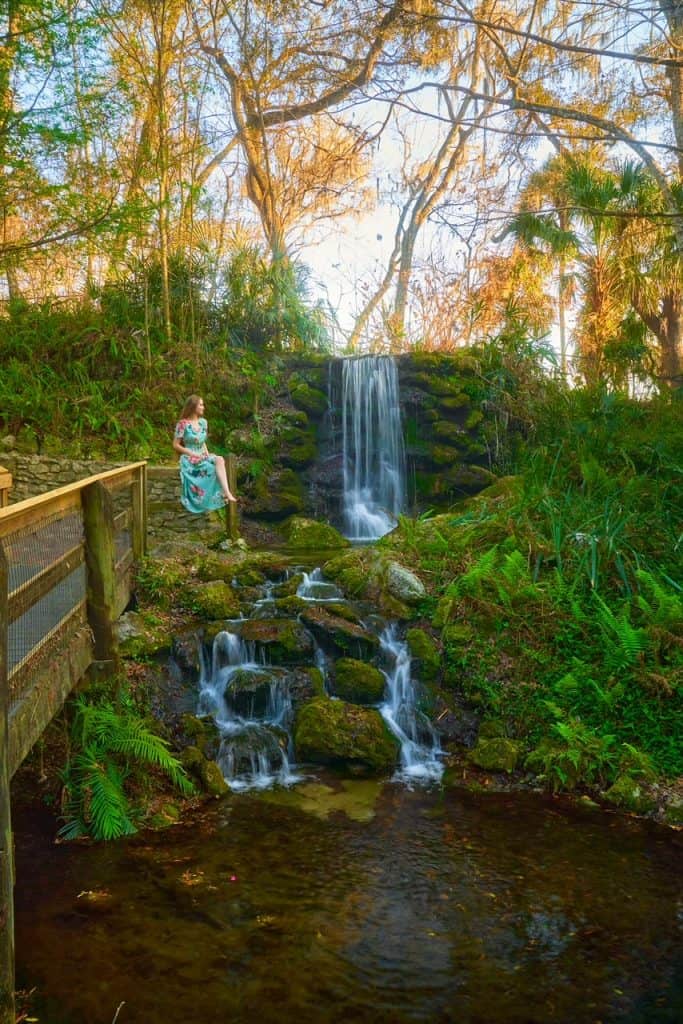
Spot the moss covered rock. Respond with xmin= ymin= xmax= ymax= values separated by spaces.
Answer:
xmin=333 ymin=658 xmax=386 ymax=704
xmin=432 ymin=420 xmax=467 ymax=444
xmin=469 ymin=737 xmax=521 ymax=773
xmin=191 ymin=581 xmax=241 ymax=620
xmin=251 ymin=468 xmax=306 ymax=519
xmin=281 ymin=425 xmax=318 ymax=467
xmin=180 ymin=714 xmax=221 ymax=758
xmin=115 ymin=611 xmax=169 ymax=659
xmin=294 ymin=697 xmax=399 ymax=772
xmin=284 ymin=516 xmax=350 ymax=550
xmin=300 ymin=605 xmax=379 ymax=659
xmin=239 ymin=618 xmax=314 ymax=663
xmin=603 ymin=775 xmax=658 ymax=815
xmin=406 ymin=628 xmax=441 ymax=680
xmin=441 ymin=464 xmax=497 ymax=494
xmin=289 ymin=381 xmax=328 ymax=417
xmin=386 ymin=562 xmax=426 ymax=604
xmin=226 ymin=669 xmax=275 ymax=717
xmin=196 ymin=553 xmax=234 ymax=583
xmin=181 ymin=746 xmax=229 ymax=796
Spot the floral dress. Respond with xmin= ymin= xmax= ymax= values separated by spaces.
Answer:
xmin=174 ymin=417 xmax=225 ymax=513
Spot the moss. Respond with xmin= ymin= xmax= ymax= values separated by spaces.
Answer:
xmin=300 ymin=605 xmax=379 ymax=659
xmin=190 ymin=581 xmax=242 ymax=620
xmin=465 ymin=409 xmax=484 ymax=430
xmin=663 ymin=797 xmax=683 ymax=826
xmin=251 ymin=468 xmax=306 ymax=519
xmin=603 ymin=775 xmax=658 ymax=815
xmin=284 ymin=516 xmax=350 ymax=550
xmin=441 ymin=464 xmax=497 ymax=493
xmin=478 ymin=719 xmax=507 ymax=739
xmin=432 ymin=420 xmax=467 ymax=444
xmin=294 ymin=697 xmax=399 ymax=772
xmin=226 ymin=669 xmax=275 ymax=717
xmin=441 ymin=622 xmax=474 ymax=645
xmin=196 ymin=553 xmax=234 ymax=583
xmin=289 ymin=381 xmax=328 ymax=417
xmin=180 ymin=714 xmax=221 ymax=756
xmin=406 ymin=628 xmax=441 ymax=681
xmin=233 ymin=565 xmax=267 ymax=587
xmin=333 ymin=658 xmax=386 ymax=704
xmin=239 ymin=617 xmax=314 ymax=663
xmin=469 ymin=737 xmax=521 ymax=773
xmin=115 ymin=611 xmax=169 ymax=659
xmin=427 ymin=444 xmax=462 ymax=467
xmin=306 ymin=666 xmax=327 ymax=698
xmin=273 ymin=595 xmax=309 ymax=616
xmin=438 ymin=393 xmax=473 ymax=412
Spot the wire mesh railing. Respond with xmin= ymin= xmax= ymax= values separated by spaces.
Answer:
xmin=0 ymin=463 xmax=146 ymax=772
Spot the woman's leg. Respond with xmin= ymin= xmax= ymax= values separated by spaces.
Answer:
xmin=213 ymin=455 xmax=237 ymax=501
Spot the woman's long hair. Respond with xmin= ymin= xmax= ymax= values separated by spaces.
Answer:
xmin=180 ymin=394 xmax=202 ymax=418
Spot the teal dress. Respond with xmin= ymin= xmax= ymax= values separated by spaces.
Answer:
xmin=174 ymin=417 xmax=225 ymax=513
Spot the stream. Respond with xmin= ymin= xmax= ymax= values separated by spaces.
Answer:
xmin=13 ymin=779 xmax=683 ymax=1024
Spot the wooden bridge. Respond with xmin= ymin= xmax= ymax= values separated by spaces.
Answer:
xmin=0 ymin=463 xmax=147 ymax=1024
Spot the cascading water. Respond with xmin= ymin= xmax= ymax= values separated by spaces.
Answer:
xmin=379 ymin=624 xmax=443 ymax=781
xmin=198 ymin=630 xmax=299 ymax=791
xmin=341 ymin=356 xmax=406 ymax=540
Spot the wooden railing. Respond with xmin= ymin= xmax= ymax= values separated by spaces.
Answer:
xmin=0 ymin=463 xmax=146 ymax=1023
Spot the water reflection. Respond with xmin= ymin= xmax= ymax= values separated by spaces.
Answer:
xmin=13 ymin=781 xmax=683 ymax=1024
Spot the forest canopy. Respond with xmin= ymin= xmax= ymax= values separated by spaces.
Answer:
xmin=0 ymin=0 xmax=682 ymax=386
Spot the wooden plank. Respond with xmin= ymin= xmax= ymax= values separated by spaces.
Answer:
xmin=0 ymin=462 xmax=147 ymax=539
xmin=115 ymin=547 xmax=135 ymax=576
xmin=8 ymin=621 xmax=93 ymax=778
xmin=7 ymin=542 xmax=84 ymax=624
xmin=0 ymin=490 xmax=81 ymax=540
xmin=0 ymin=541 xmax=15 ymax=1024
xmin=114 ymin=508 xmax=131 ymax=533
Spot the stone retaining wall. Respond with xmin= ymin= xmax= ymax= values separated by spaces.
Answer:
xmin=0 ymin=444 xmax=201 ymax=539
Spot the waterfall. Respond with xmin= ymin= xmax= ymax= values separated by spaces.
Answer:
xmin=341 ymin=356 xmax=406 ymax=540
xmin=197 ymin=630 xmax=299 ymax=791
xmin=379 ymin=625 xmax=443 ymax=781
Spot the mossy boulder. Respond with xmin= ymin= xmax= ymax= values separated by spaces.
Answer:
xmin=432 ymin=420 xmax=467 ymax=444
xmin=251 ymin=468 xmax=306 ymax=519
xmin=195 ymin=553 xmax=235 ymax=583
xmin=180 ymin=714 xmax=221 ymax=758
xmin=663 ymin=795 xmax=683 ymax=826
xmin=115 ymin=611 xmax=169 ymax=659
xmin=386 ymin=562 xmax=426 ymax=604
xmin=226 ymin=669 xmax=275 ymax=717
xmin=294 ymin=697 xmax=399 ymax=773
xmin=427 ymin=444 xmax=463 ymax=467
xmin=406 ymin=628 xmax=441 ymax=681
xmin=281 ymin=426 xmax=318 ymax=467
xmin=441 ymin=464 xmax=497 ymax=494
xmin=284 ymin=516 xmax=350 ymax=551
xmin=299 ymin=606 xmax=380 ymax=659
xmin=441 ymin=622 xmax=474 ymax=645
xmin=469 ymin=737 xmax=521 ymax=773
xmin=603 ymin=775 xmax=658 ymax=815
xmin=289 ymin=381 xmax=328 ymax=417
xmin=191 ymin=581 xmax=242 ymax=620
xmin=239 ymin=618 xmax=314 ymax=663
xmin=322 ymin=551 xmax=371 ymax=597
xmin=438 ymin=393 xmax=473 ymax=412
xmin=181 ymin=746 xmax=229 ymax=796
xmin=465 ymin=409 xmax=484 ymax=430
xmin=333 ymin=658 xmax=386 ymax=704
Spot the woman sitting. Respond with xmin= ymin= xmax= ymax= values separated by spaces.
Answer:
xmin=173 ymin=395 xmax=237 ymax=513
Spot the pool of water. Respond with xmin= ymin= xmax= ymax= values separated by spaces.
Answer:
xmin=13 ymin=778 xmax=683 ymax=1024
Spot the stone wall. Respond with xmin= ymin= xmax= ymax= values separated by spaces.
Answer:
xmin=0 ymin=442 xmax=202 ymax=540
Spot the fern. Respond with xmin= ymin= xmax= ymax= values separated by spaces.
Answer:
xmin=594 ymin=594 xmax=649 ymax=673
xmin=636 ymin=570 xmax=683 ymax=633
xmin=60 ymin=694 xmax=194 ymax=841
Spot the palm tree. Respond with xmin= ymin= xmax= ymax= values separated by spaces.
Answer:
xmin=507 ymin=154 xmax=680 ymax=386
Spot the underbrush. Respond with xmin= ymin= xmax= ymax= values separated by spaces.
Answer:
xmin=386 ymin=387 xmax=683 ymax=791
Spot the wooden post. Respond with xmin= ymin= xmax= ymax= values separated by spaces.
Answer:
xmin=226 ymin=456 xmax=239 ymax=542
xmin=82 ymin=481 xmax=119 ymax=671
xmin=0 ymin=542 xmax=16 ymax=1024
xmin=131 ymin=463 xmax=147 ymax=560
xmin=0 ymin=468 xmax=11 ymax=509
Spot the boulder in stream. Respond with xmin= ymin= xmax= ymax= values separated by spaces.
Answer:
xmin=294 ymin=697 xmax=399 ymax=773
xmin=239 ymin=618 xmax=314 ymax=663
xmin=225 ymin=669 xmax=277 ymax=718
xmin=299 ymin=606 xmax=379 ymax=659
xmin=284 ymin=516 xmax=350 ymax=551
xmin=332 ymin=658 xmax=386 ymax=704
